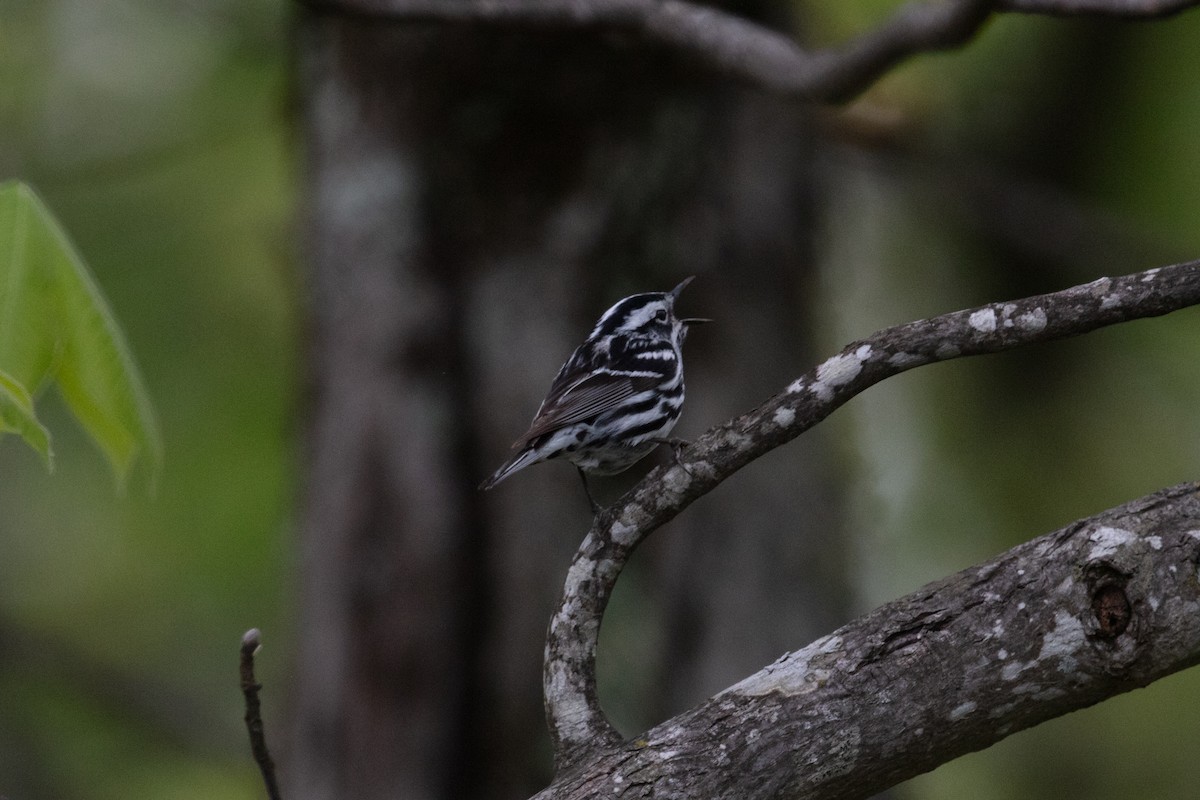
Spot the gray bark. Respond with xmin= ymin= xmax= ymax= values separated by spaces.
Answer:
xmin=543 ymin=261 xmax=1200 ymax=767
xmin=536 ymin=482 xmax=1200 ymax=799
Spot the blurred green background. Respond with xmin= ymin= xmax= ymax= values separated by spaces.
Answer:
xmin=2 ymin=1 xmax=1198 ymax=798
xmin=2 ymin=1 xmax=293 ymax=797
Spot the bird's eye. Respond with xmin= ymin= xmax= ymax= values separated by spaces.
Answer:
xmin=654 ymin=309 xmax=668 ymax=322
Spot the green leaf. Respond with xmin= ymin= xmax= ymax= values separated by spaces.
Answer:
xmin=0 ymin=180 xmax=161 ymax=487
xmin=0 ymin=367 xmax=52 ymax=467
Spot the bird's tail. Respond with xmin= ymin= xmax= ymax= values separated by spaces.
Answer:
xmin=478 ymin=447 xmax=541 ymax=491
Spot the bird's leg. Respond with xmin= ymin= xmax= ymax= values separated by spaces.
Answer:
xmin=576 ymin=467 xmax=601 ymax=515
xmin=651 ymin=437 xmax=695 ymax=477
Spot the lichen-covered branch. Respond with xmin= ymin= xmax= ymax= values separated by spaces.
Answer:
xmin=300 ymin=0 xmax=1200 ymax=103
xmin=543 ymin=260 xmax=1200 ymax=768
xmin=536 ymin=483 xmax=1200 ymax=799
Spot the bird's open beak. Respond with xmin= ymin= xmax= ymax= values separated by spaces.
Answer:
xmin=670 ymin=277 xmax=709 ymax=326
xmin=668 ymin=275 xmax=695 ymax=300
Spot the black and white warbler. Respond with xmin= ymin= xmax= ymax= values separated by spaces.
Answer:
xmin=480 ymin=276 xmax=709 ymax=510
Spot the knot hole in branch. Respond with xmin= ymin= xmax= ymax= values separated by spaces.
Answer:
xmin=1090 ymin=583 xmax=1131 ymax=639
xmin=1083 ymin=563 xmax=1132 ymax=640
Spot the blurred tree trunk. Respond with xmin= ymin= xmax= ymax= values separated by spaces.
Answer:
xmin=289 ymin=4 xmax=848 ymax=798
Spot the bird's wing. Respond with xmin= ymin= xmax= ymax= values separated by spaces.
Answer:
xmin=515 ymin=370 xmax=659 ymax=446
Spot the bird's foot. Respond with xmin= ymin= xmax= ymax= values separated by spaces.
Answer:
xmin=652 ymin=437 xmax=695 ymax=477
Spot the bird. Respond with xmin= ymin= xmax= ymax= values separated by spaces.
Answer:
xmin=479 ymin=276 xmax=709 ymax=511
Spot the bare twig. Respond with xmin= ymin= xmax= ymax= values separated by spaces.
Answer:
xmin=536 ymin=482 xmax=1200 ymax=799
xmin=240 ymin=628 xmax=283 ymax=800
xmin=299 ymin=0 xmax=1200 ymax=102
xmin=543 ymin=260 xmax=1200 ymax=768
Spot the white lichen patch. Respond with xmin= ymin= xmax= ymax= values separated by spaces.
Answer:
xmin=1141 ymin=267 xmax=1161 ymax=282
xmin=719 ymin=635 xmax=844 ymax=697
xmin=1037 ymin=610 xmax=1085 ymax=672
xmin=819 ymin=635 xmax=843 ymax=654
xmin=720 ymin=429 xmax=752 ymax=449
xmin=1087 ymin=526 xmax=1136 ymax=561
xmin=969 ymin=308 xmax=997 ymax=333
xmin=545 ymin=661 xmax=592 ymax=729
xmin=998 ymin=649 xmax=1008 ymax=660
xmin=1016 ymin=308 xmax=1047 ymax=332
xmin=787 ymin=377 xmax=806 ymax=394
xmin=610 ymin=520 xmax=639 ymax=547
xmin=545 ymin=662 xmax=568 ymax=696
xmin=1100 ymin=293 xmax=1121 ymax=310
xmin=1148 ymin=536 xmax=1163 ymax=551
xmin=811 ymin=349 xmax=870 ymax=401
xmin=773 ymin=407 xmax=796 ymax=428
xmin=888 ymin=351 xmax=925 ymax=368
xmin=949 ymin=701 xmax=977 ymax=721
xmin=660 ymin=463 xmax=697 ymax=495
xmin=1001 ymin=660 xmax=1027 ymax=681
xmin=564 ymin=555 xmax=598 ymax=594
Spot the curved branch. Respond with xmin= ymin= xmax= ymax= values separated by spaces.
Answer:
xmin=537 ymin=482 xmax=1200 ymax=798
xmin=300 ymin=0 xmax=1200 ymax=103
xmin=1003 ymin=0 xmax=1196 ymax=15
xmin=543 ymin=260 xmax=1200 ymax=767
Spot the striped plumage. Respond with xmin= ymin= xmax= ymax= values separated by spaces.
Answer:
xmin=480 ymin=276 xmax=708 ymax=505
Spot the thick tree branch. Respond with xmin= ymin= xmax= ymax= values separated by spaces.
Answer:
xmin=1003 ymin=0 xmax=1196 ymax=15
xmin=536 ymin=482 xmax=1200 ymax=799
xmin=543 ymin=260 xmax=1200 ymax=768
xmin=300 ymin=0 xmax=1200 ymax=102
